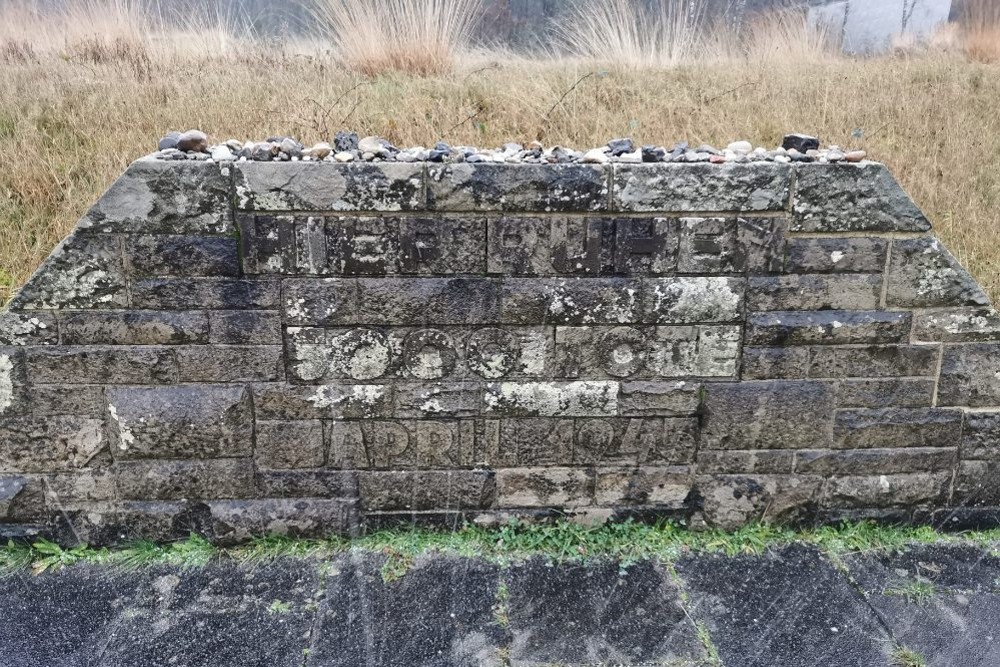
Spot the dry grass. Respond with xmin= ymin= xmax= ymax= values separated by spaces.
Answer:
xmin=956 ymin=0 xmax=1000 ymax=63
xmin=314 ymin=0 xmax=484 ymax=76
xmin=0 ymin=4 xmax=998 ymax=305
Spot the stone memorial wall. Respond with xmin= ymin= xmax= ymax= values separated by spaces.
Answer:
xmin=1 ymin=156 xmax=998 ymax=544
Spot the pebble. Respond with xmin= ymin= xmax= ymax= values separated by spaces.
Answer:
xmin=306 ymin=143 xmax=333 ymax=160
xmin=619 ymin=149 xmax=642 ymax=163
xmin=782 ymin=133 xmax=820 ymax=153
xmin=358 ymin=136 xmax=384 ymax=155
xmin=607 ymin=138 xmax=635 ymax=157
xmin=334 ymin=131 xmax=359 ymax=153
xmin=176 ymin=129 xmax=208 ymax=153
xmin=158 ymin=131 xmax=181 ymax=151
xmin=580 ymin=148 xmax=610 ymax=164
xmin=151 ymin=132 xmax=876 ymax=167
xmin=210 ymin=146 xmax=235 ymax=162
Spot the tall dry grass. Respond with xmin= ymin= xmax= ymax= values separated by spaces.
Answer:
xmin=958 ymin=0 xmax=1000 ymax=63
xmin=0 ymin=2 xmax=998 ymax=305
xmin=559 ymin=0 xmax=709 ymax=67
xmin=313 ymin=0 xmax=484 ymax=76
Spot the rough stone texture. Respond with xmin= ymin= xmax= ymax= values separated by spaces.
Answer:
xmin=614 ymin=163 xmax=791 ymax=212
xmin=506 ymin=558 xmax=705 ymax=665
xmin=792 ymin=163 xmax=931 ymax=232
xmin=676 ymin=545 xmax=892 ymax=667
xmin=844 ymin=545 xmax=1000 ymax=667
xmin=1 ymin=158 xmax=998 ymax=541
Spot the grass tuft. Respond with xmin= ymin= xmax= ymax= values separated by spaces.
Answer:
xmin=892 ymin=646 xmax=928 ymax=667
xmin=314 ymin=0 xmax=484 ymax=77
xmin=884 ymin=580 xmax=937 ymax=605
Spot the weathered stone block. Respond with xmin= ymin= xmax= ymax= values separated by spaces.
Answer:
xmin=615 ymin=163 xmax=791 ymax=212
xmin=748 ymin=274 xmax=882 ymax=311
xmin=59 ymin=311 xmax=209 ymax=345
xmin=0 ymin=348 xmax=28 ymax=418
xmin=283 ymin=278 xmax=357 ymax=327
xmin=398 ymin=216 xmax=487 ymax=274
xmin=795 ymin=448 xmax=956 ymax=475
xmin=496 ymin=468 xmax=593 ymax=508
xmin=886 ymin=238 xmax=990 ymax=308
xmin=29 ymin=385 xmax=106 ymax=416
xmin=784 ymin=237 xmax=888 ymax=274
xmin=126 ymin=235 xmax=239 ymax=277
xmin=328 ymin=420 xmax=493 ymax=469
xmin=9 ymin=235 xmax=127 ymax=310
xmin=0 ymin=312 xmax=58 ymax=346
xmin=676 ymin=217 xmax=743 ymax=273
xmin=594 ymin=467 xmax=692 ymax=506
xmin=642 ymin=277 xmax=744 ymax=324
xmin=360 ymin=470 xmax=495 ymax=511
xmin=131 ymin=277 xmax=280 ymax=310
xmin=208 ymin=310 xmax=282 ymax=345
xmin=106 ymin=386 xmax=252 ymax=460
xmin=740 ymin=216 xmax=788 ymax=274
xmin=833 ymin=408 xmax=962 ymax=449
xmin=175 ymin=345 xmax=283 ymax=382
xmin=206 ymin=498 xmax=360 ymax=542
xmin=836 ymin=379 xmax=935 ymax=409
xmin=938 ymin=343 xmax=1000 ymax=407
xmin=613 ymin=217 xmax=678 ymax=274
xmin=393 ymin=383 xmax=482 ymax=419
xmin=357 ymin=278 xmax=501 ymax=325
xmin=953 ymin=461 xmax=1000 ymax=506
xmin=488 ymin=217 xmax=575 ymax=275
xmin=702 ymin=380 xmax=834 ymax=449
xmin=39 ymin=469 xmax=118 ymax=503
xmin=741 ymin=347 xmax=809 ymax=379
xmin=912 ymin=308 xmax=1000 ymax=343
xmin=254 ymin=420 xmax=325 ymax=469
xmin=822 ymin=472 xmax=950 ymax=508
xmin=484 ymin=381 xmax=619 ymax=417
xmin=0 ymin=416 xmax=105 ymax=472
xmin=502 ymin=278 xmax=642 ymax=325
xmin=428 ymin=163 xmax=610 ymax=212
xmin=619 ymin=381 xmax=700 ymax=416
xmin=0 ymin=476 xmax=32 ymax=519
xmin=234 ymin=161 xmax=424 ymax=211
xmin=746 ymin=311 xmax=911 ymax=346
xmin=115 ymin=459 xmax=255 ymax=500
xmin=697 ymin=474 xmax=823 ymax=529
xmin=255 ymin=471 xmax=359 ymax=498
xmin=498 ymin=417 xmax=696 ymax=466
xmin=554 ymin=325 xmax=738 ymax=380
xmin=697 ymin=450 xmax=795 ymax=474
xmin=961 ymin=411 xmax=1000 ymax=460
xmin=78 ymin=158 xmax=233 ymax=234
xmin=807 ymin=345 xmax=939 ymax=378
xmin=791 ymin=163 xmax=930 ymax=232
xmin=253 ymin=383 xmax=392 ymax=420
xmin=26 ymin=347 xmax=177 ymax=384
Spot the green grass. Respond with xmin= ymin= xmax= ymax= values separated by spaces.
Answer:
xmin=2 ymin=520 xmax=999 ymax=578
xmin=892 ymin=646 xmax=928 ymax=667
xmin=884 ymin=580 xmax=938 ymax=605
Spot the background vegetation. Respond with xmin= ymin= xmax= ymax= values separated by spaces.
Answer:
xmin=0 ymin=0 xmax=998 ymax=304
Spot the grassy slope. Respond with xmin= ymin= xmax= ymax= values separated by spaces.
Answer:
xmin=0 ymin=51 xmax=999 ymax=304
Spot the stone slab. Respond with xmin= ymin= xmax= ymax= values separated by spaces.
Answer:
xmin=308 ymin=553 xmax=505 ymax=667
xmin=792 ymin=163 xmax=930 ymax=232
xmin=844 ymin=545 xmax=1000 ymax=667
xmin=676 ymin=545 xmax=892 ymax=667
xmin=614 ymin=162 xmax=791 ymax=212
xmin=506 ymin=558 xmax=705 ymax=666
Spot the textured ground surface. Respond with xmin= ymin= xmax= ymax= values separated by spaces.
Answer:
xmin=2 ymin=543 xmax=998 ymax=667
